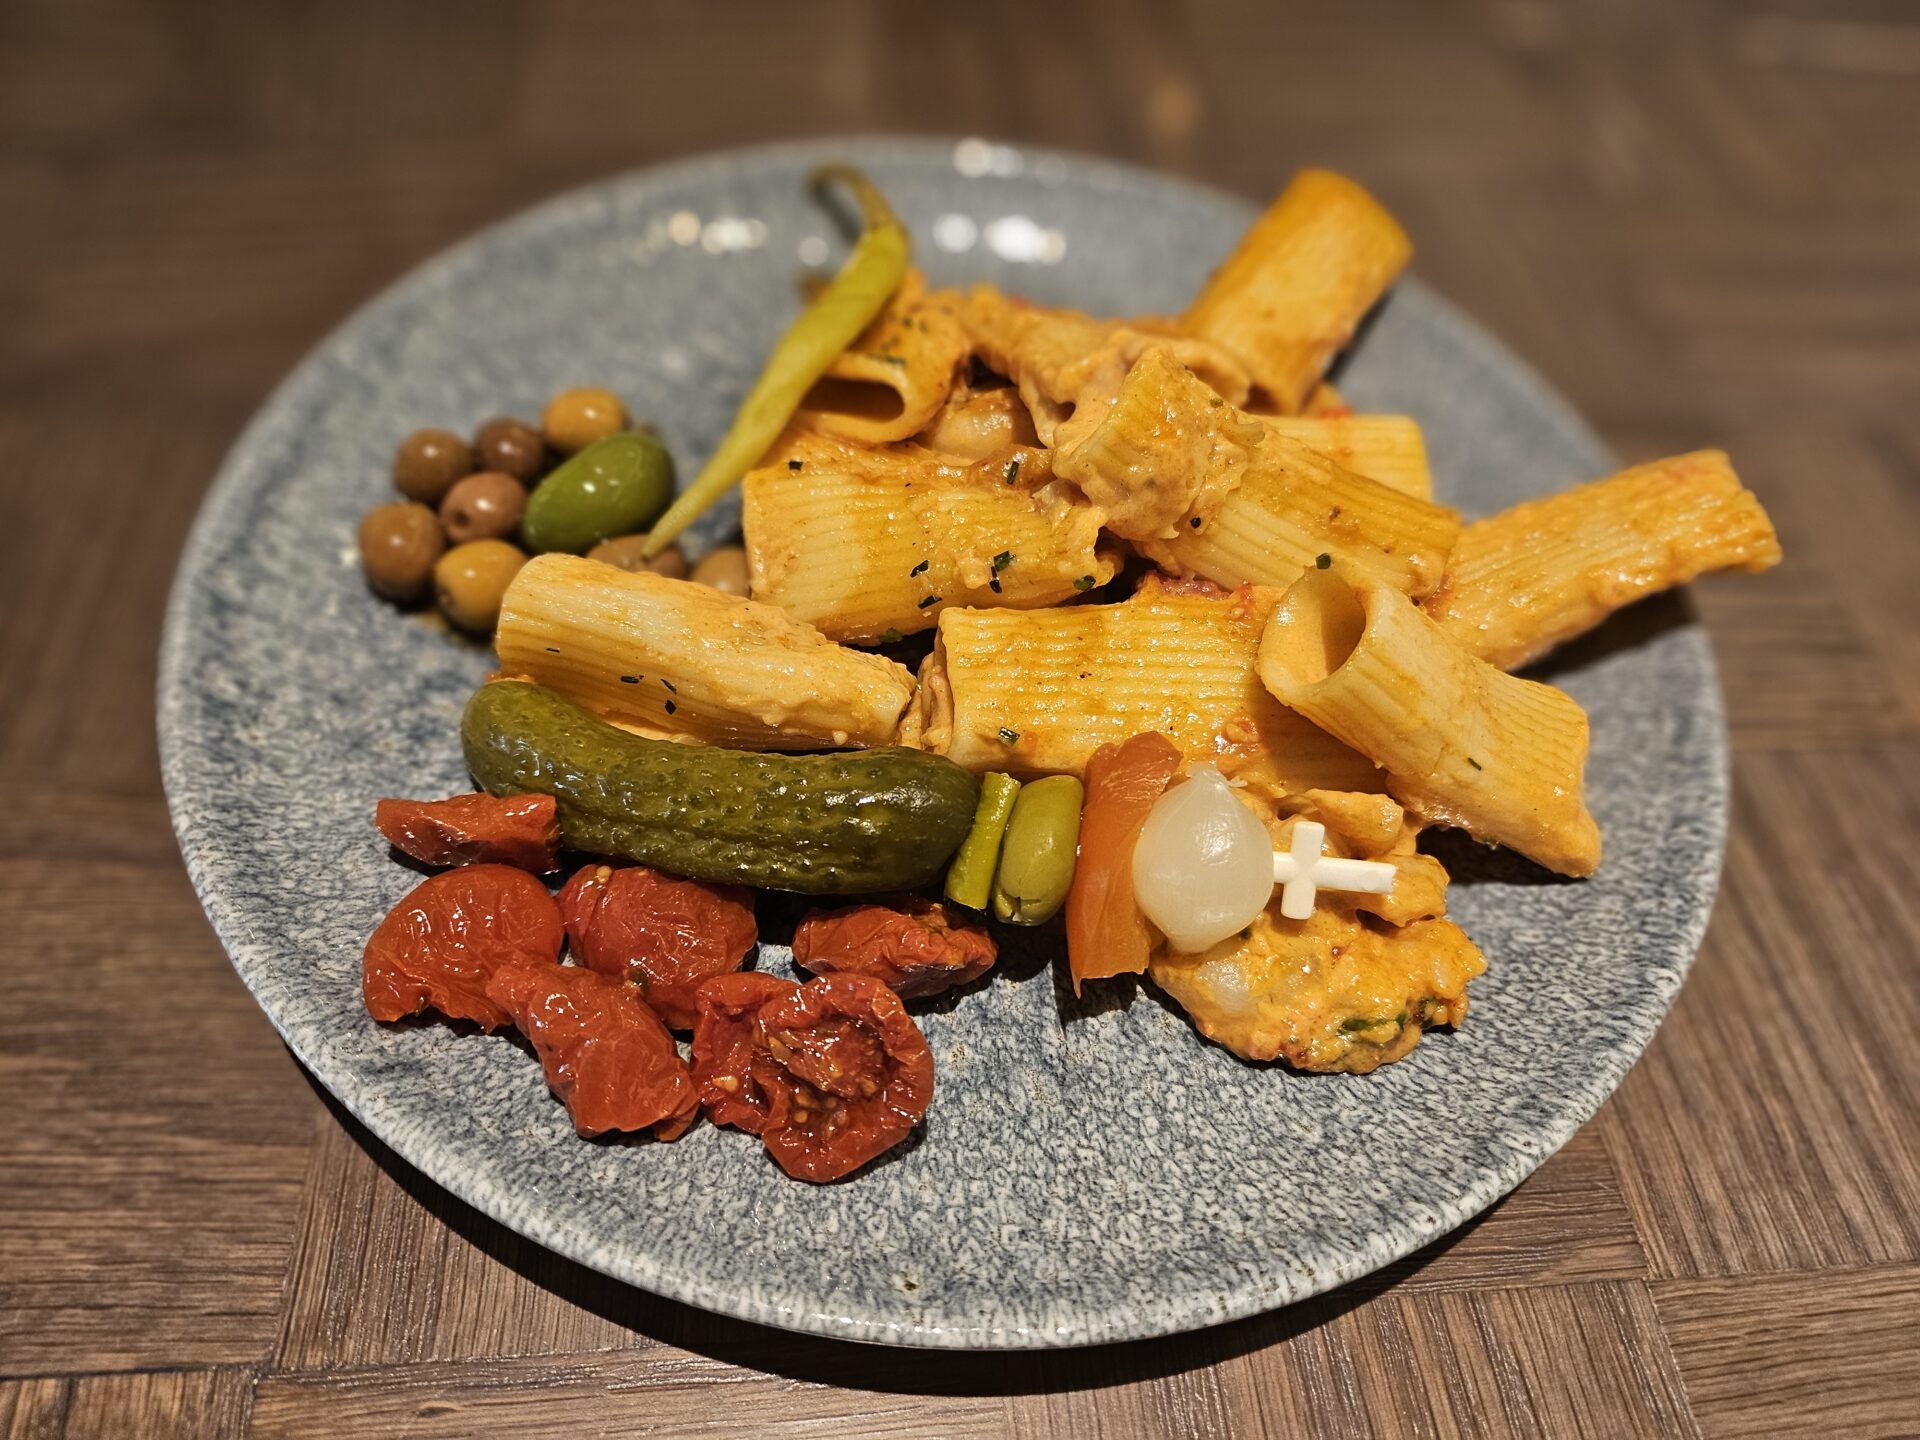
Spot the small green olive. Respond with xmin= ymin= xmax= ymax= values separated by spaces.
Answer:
xmin=434 ymin=538 xmax=526 ymax=633
xmin=586 ymin=535 xmax=689 ymax=578
xmin=689 ymin=544 xmax=750 ymax=596
xmin=542 ymin=386 xmax=628 ymax=454
xmin=358 ymin=501 xmax=445 ymax=602
xmin=439 ymin=471 xmax=526 ymax=544
xmin=392 ymin=428 xmax=474 ymax=504
xmin=473 ymin=416 xmax=547 ymax=483
xmin=991 ymin=774 xmax=1085 ymax=925
xmin=521 ymin=430 xmax=676 ymax=554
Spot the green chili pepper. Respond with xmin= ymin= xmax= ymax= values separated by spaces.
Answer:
xmin=943 ymin=772 xmax=1022 ymax=910
xmin=642 ymin=164 xmax=911 ymax=556
xmin=991 ymin=775 xmax=1085 ymax=925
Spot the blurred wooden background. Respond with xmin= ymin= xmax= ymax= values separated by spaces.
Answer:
xmin=3 ymin=0 xmax=1918 ymax=1435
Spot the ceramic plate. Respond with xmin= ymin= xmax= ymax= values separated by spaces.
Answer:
xmin=159 ymin=137 xmax=1724 ymax=1349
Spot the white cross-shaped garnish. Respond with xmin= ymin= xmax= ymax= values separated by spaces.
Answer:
xmin=1271 ymin=820 xmax=1398 ymax=920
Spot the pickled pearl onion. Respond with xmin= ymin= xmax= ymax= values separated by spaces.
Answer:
xmin=1131 ymin=765 xmax=1275 ymax=953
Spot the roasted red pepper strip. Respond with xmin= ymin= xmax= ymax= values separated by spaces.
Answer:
xmin=362 ymin=865 xmax=563 ymax=1029
xmin=792 ymin=897 xmax=995 ymax=999
xmin=558 ymin=863 xmax=757 ymax=1029
xmin=375 ymin=793 xmax=560 ymax=872
xmin=1065 ymin=731 xmax=1183 ymax=994
xmin=691 ymin=971 xmax=934 ymax=1182
xmin=486 ymin=964 xmax=697 ymax=1139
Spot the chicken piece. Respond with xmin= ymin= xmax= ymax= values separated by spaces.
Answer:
xmin=959 ymin=285 xmax=1251 ymax=444
xmin=1149 ymin=906 xmax=1485 ymax=1073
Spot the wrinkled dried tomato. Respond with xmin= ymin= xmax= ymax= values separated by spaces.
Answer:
xmin=362 ymin=865 xmax=562 ymax=1029
xmin=375 ymin=792 xmax=560 ymax=872
xmin=557 ymin=863 xmax=757 ymax=1029
xmin=691 ymin=971 xmax=934 ymax=1182
xmin=791 ymin=897 xmax=995 ymax=998
xmin=486 ymin=964 xmax=697 ymax=1140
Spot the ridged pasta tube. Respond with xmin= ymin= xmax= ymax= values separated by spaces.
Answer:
xmin=495 ymin=554 xmax=915 ymax=751
xmin=1258 ymin=568 xmax=1602 ymax=876
xmin=1422 ymin=450 xmax=1782 ymax=670
xmin=918 ymin=578 xmax=1383 ymax=795
xmin=1183 ymin=169 xmax=1412 ymax=413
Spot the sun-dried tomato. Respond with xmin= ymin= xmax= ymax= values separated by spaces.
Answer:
xmin=485 ymin=964 xmax=697 ymax=1140
xmin=375 ymin=793 xmax=559 ymax=872
xmin=557 ymin=863 xmax=757 ymax=1029
xmin=691 ymin=971 xmax=934 ymax=1182
xmin=791 ymin=897 xmax=995 ymax=998
xmin=362 ymin=865 xmax=562 ymax=1029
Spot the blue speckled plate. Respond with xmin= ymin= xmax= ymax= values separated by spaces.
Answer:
xmin=159 ymin=138 xmax=1724 ymax=1349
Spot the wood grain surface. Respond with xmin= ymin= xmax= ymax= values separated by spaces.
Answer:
xmin=4 ymin=0 xmax=1917 ymax=1434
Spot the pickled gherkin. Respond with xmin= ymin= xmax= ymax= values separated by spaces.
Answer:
xmin=462 ymin=682 xmax=978 ymax=894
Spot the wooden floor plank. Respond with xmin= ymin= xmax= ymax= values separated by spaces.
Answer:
xmin=1602 ymin=745 xmax=1920 ymax=1279
xmin=248 ymin=1352 xmax=1003 ymax=1440
xmin=0 ymin=1379 xmax=68 ymax=1440
xmin=59 ymin=1369 xmax=252 ymax=1440
xmin=272 ymin=1101 xmax=643 ymax=1369
xmin=0 ymin=857 xmax=311 ymax=1376
xmin=1654 ymin=1266 xmax=1920 ymax=1439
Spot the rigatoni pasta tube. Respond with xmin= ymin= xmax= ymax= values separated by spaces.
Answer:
xmin=1260 ymin=414 xmax=1432 ymax=500
xmin=1184 ymin=170 xmax=1412 ymax=413
xmin=742 ymin=441 xmax=1117 ymax=643
xmin=495 ymin=554 xmax=914 ymax=751
xmin=919 ymin=578 xmax=1383 ymax=796
xmin=1056 ymin=347 xmax=1457 ymax=594
xmin=1422 ymin=450 xmax=1783 ymax=670
xmin=796 ymin=272 xmax=970 ymax=445
xmin=1258 ymin=568 xmax=1602 ymax=876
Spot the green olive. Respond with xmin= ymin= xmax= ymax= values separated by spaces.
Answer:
xmin=542 ymin=386 xmax=628 ymax=454
xmin=474 ymin=416 xmax=547 ymax=483
xmin=991 ymin=775 xmax=1084 ymax=925
xmin=586 ymin=535 xmax=689 ymax=578
xmin=358 ymin=502 xmax=445 ymax=602
xmin=520 ymin=430 xmax=675 ymax=554
xmin=439 ymin=471 xmax=526 ymax=543
xmin=434 ymin=538 xmax=526 ymax=633
xmin=689 ymin=544 xmax=750 ymax=596
xmin=392 ymin=428 xmax=474 ymax=504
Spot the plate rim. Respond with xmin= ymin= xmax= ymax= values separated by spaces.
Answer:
xmin=157 ymin=134 xmax=1728 ymax=1350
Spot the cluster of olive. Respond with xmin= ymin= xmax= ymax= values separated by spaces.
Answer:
xmin=357 ymin=387 xmax=749 ymax=634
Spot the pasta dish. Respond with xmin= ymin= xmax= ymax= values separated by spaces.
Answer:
xmin=350 ymin=165 xmax=1780 ymax=1182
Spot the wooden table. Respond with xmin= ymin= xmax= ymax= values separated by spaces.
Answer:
xmin=4 ymin=1 xmax=1917 ymax=1434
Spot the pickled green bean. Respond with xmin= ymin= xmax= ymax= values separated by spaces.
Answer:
xmin=944 ymin=772 xmax=1021 ymax=910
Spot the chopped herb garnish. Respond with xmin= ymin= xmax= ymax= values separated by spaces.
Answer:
xmin=880 ymin=627 xmax=903 ymax=644
xmin=998 ymin=727 xmax=1021 ymax=744
xmin=1004 ymin=457 xmax=1022 ymax=485
xmin=619 ymin=675 xmax=640 ymax=685
xmin=1074 ymin=574 xmax=1096 ymax=591
xmin=1315 ymin=552 xmax=1332 ymax=569
xmin=664 ymin=699 xmax=677 ymax=716
xmin=1208 ymin=396 xmax=1224 ymax=407
xmin=661 ymin=678 xmax=677 ymax=693
xmin=910 ymin=560 xmax=929 ymax=577
xmin=988 ymin=578 xmax=1002 ymax=594
xmin=1340 ymin=1015 xmax=1394 ymax=1034
xmin=1467 ymin=756 xmax=1483 ymax=770
xmin=918 ymin=594 xmax=941 ymax=608
xmin=546 ymin=646 xmax=561 ymax=654
xmin=991 ymin=550 xmax=1013 ymax=573
xmin=787 ymin=459 xmax=803 ymax=471
xmin=1189 ymin=516 xmax=1202 ymax=529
